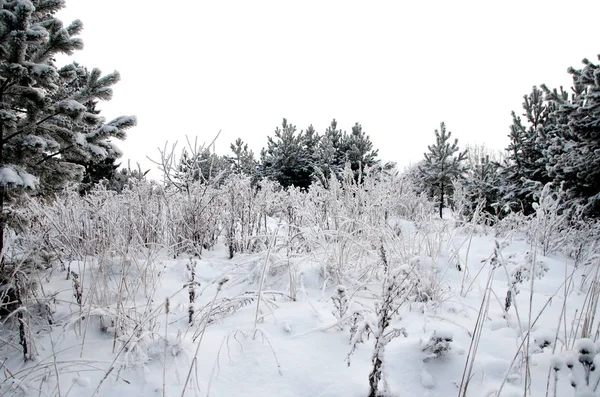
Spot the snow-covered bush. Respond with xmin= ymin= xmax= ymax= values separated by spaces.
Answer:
xmin=422 ymin=330 xmax=454 ymax=361
xmin=505 ymin=251 xmax=548 ymax=312
xmin=401 ymin=255 xmax=442 ymax=304
xmin=565 ymin=219 xmax=600 ymax=267
xmin=493 ymin=210 xmax=531 ymax=240
xmin=556 ymin=339 xmax=600 ymax=395
xmin=332 ymin=285 xmax=350 ymax=329
xmin=529 ymin=183 xmax=572 ymax=255
xmin=346 ymin=245 xmax=420 ymax=397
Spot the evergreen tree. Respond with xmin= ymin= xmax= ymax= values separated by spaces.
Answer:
xmin=260 ymin=118 xmax=381 ymax=188
xmin=227 ymin=137 xmax=256 ymax=177
xmin=303 ymin=124 xmax=321 ymax=169
xmin=78 ymin=155 xmax=120 ymax=194
xmin=499 ymin=87 xmax=554 ymax=214
xmin=106 ymin=162 xmax=149 ymax=193
xmin=56 ymin=65 xmax=124 ymax=195
xmin=260 ymin=119 xmax=316 ymax=189
xmin=418 ymin=122 xmax=467 ymax=218
xmin=314 ymin=119 xmax=344 ymax=184
xmin=0 ymin=1 xmax=136 ymax=254
xmin=462 ymin=145 xmax=502 ymax=220
xmin=339 ymin=122 xmax=379 ymax=182
xmin=174 ymin=147 xmax=229 ymax=190
xmin=542 ymin=57 xmax=600 ymax=216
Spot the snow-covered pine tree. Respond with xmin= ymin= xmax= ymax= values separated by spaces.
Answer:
xmin=174 ymin=147 xmax=229 ymax=189
xmin=106 ymin=162 xmax=148 ymax=193
xmin=261 ymin=119 xmax=381 ymax=188
xmin=542 ymin=57 xmax=600 ymax=217
xmin=260 ymin=118 xmax=317 ymax=189
xmin=0 ymin=0 xmax=136 ymax=255
xmin=461 ymin=144 xmax=502 ymax=220
xmin=499 ymin=87 xmax=554 ymax=215
xmin=315 ymin=119 xmax=345 ymax=183
xmin=56 ymin=65 xmax=122 ymax=194
xmin=418 ymin=122 xmax=467 ymax=218
xmin=339 ymin=122 xmax=379 ymax=183
xmin=303 ymin=123 xmax=321 ymax=178
xmin=78 ymin=155 xmax=120 ymax=194
xmin=172 ymin=150 xmax=197 ymax=191
xmin=227 ymin=137 xmax=256 ymax=177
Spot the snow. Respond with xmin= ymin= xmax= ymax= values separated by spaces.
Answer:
xmin=87 ymin=124 xmax=118 ymax=139
xmin=87 ymin=116 xmax=137 ymax=140
xmin=0 ymin=165 xmax=38 ymax=188
xmin=432 ymin=329 xmax=453 ymax=341
xmin=108 ymin=140 xmax=123 ymax=156
xmin=57 ymin=99 xmax=86 ymax=114
xmin=30 ymin=63 xmax=55 ymax=78
xmin=25 ymin=26 xmax=48 ymax=40
xmin=550 ymin=354 xmax=564 ymax=371
xmin=86 ymin=143 xmax=108 ymax=157
xmin=0 ymin=166 xmax=20 ymax=185
xmin=2 ymin=195 xmax=600 ymax=397
xmin=574 ymin=338 xmax=597 ymax=356
xmin=420 ymin=367 xmax=435 ymax=389
xmin=74 ymin=132 xmax=86 ymax=146
xmin=20 ymin=172 xmax=38 ymax=189
xmin=22 ymin=134 xmax=48 ymax=149
xmin=72 ymin=377 xmax=91 ymax=387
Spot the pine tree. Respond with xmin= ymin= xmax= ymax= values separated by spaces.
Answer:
xmin=499 ymin=87 xmax=554 ymax=214
xmin=462 ymin=145 xmax=502 ymax=220
xmin=303 ymin=124 xmax=321 ymax=173
xmin=313 ymin=119 xmax=381 ymax=184
xmin=542 ymin=57 xmax=600 ymax=216
xmin=261 ymin=119 xmax=380 ymax=188
xmin=339 ymin=122 xmax=379 ymax=182
xmin=419 ymin=122 xmax=467 ymax=218
xmin=106 ymin=162 xmax=148 ymax=193
xmin=0 ymin=1 xmax=136 ymax=255
xmin=315 ymin=119 xmax=344 ymax=182
xmin=227 ymin=137 xmax=256 ymax=177
xmin=78 ymin=155 xmax=120 ymax=194
xmin=260 ymin=119 xmax=316 ymax=189
xmin=174 ymin=147 xmax=229 ymax=190
xmin=57 ymin=65 xmax=122 ymax=195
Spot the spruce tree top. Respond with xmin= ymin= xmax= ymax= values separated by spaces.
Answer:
xmin=420 ymin=122 xmax=467 ymax=177
xmin=418 ymin=122 xmax=467 ymax=217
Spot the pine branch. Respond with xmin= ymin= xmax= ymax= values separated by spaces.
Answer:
xmin=3 ymin=112 xmax=61 ymax=143
xmin=35 ymin=144 xmax=74 ymax=166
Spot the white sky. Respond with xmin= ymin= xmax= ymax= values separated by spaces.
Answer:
xmin=57 ymin=0 xmax=600 ymax=175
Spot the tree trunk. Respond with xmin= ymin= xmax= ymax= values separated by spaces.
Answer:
xmin=0 ymin=106 xmax=5 ymax=260
xmin=0 ymin=186 xmax=4 ymax=261
xmin=439 ymin=182 xmax=444 ymax=218
xmin=368 ymin=354 xmax=383 ymax=397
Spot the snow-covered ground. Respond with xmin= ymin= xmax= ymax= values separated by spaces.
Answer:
xmin=1 ymin=183 xmax=599 ymax=397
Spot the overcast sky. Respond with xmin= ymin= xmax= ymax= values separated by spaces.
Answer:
xmin=57 ymin=0 xmax=600 ymax=174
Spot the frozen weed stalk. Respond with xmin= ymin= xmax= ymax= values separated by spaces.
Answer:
xmin=422 ymin=330 xmax=454 ymax=361
xmin=347 ymin=245 xmax=411 ymax=397
xmin=458 ymin=244 xmax=498 ymax=397
xmin=181 ymin=276 xmax=229 ymax=397
xmin=504 ymin=250 xmax=548 ymax=313
xmin=163 ymin=297 xmax=170 ymax=397
xmin=560 ymin=338 xmax=600 ymax=395
xmin=332 ymin=285 xmax=349 ymax=330
xmin=186 ymin=258 xmax=199 ymax=325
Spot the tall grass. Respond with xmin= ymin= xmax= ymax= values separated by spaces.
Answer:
xmin=1 ymin=160 xmax=599 ymax=397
